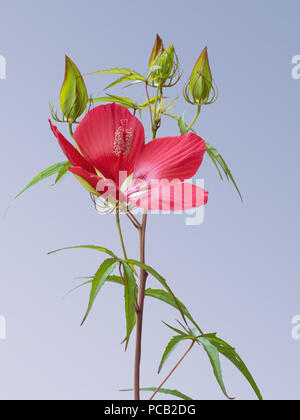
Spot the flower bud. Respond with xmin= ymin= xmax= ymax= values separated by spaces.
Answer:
xmin=148 ymin=44 xmax=180 ymax=88
xmin=148 ymin=34 xmax=164 ymax=69
xmin=184 ymin=47 xmax=216 ymax=105
xmin=59 ymin=56 xmax=88 ymax=123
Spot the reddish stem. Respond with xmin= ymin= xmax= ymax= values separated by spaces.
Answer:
xmin=134 ymin=213 xmax=148 ymax=400
xmin=149 ymin=341 xmax=196 ymax=401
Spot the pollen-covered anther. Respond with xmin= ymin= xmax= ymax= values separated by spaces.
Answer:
xmin=113 ymin=119 xmax=133 ymax=157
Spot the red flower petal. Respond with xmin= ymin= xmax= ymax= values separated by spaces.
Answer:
xmin=49 ymin=120 xmax=96 ymax=174
xmin=130 ymin=182 xmax=208 ymax=211
xmin=68 ymin=166 xmax=102 ymax=192
xmin=132 ymin=133 xmax=206 ymax=187
xmin=74 ymin=104 xmax=145 ymax=182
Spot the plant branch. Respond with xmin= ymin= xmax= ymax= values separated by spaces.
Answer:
xmin=128 ymin=210 xmax=141 ymax=229
xmin=149 ymin=340 xmax=196 ymax=401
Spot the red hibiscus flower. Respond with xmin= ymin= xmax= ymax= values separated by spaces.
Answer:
xmin=49 ymin=103 xmax=208 ymax=212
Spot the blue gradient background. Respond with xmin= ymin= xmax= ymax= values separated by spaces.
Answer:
xmin=0 ymin=0 xmax=299 ymax=400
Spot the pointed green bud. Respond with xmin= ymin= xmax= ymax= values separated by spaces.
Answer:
xmin=148 ymin=44 xmax=180 ymax=88
xmin=149 ymin=34 xmax=164 ymax=69
xmin=59 ymin=56 xmax=88 ymax=123
xmin=184 ymin=47 xmax=216 ymax=105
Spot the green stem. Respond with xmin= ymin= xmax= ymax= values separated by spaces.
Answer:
xmin=187 ymin=105 xmax=201 ymax=131
xmin=152 ymin=85 xmax=161 ymax=138
xmin=116 ymin=207 xmax=128 ymax=260
xmin=69 ymin=123 xmax=74 ymax=140
xmin=145 ymin=82 xmax=154 ymax=132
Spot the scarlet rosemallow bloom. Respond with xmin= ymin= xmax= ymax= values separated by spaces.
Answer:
xmin=49 ymin=103 xmax=208 ymax=212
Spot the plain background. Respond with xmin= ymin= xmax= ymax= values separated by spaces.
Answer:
xmin=0 ymin=0 xmax=299 ymax=400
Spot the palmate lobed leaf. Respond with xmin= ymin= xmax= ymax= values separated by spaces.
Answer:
xmin=120 ymin=388 xmax=193 ymax=401
xmin=53 ymin=254 xmax=261 ymax=400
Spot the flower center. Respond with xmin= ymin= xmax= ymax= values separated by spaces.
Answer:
xmin=113 ymin=119 xmax=133 ymax=157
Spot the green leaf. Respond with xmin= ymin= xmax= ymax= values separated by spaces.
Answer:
xmin=158 ymin=335 xmax=190 ymax=374
xmin=206 ymin=147 xmax=223 ymax=180
xmin=106 ymin=275 xmax=124 ymax=286
xmin=89 ymin=67 xmax=145 ymax=81
xmin=164 ymin=112 xmax=242 ymax=200
xmin=120 ymin=388 xmax=192 ymax=401
xmin=91 ymin=94 xmax=138 ymax=110
xmin=60 ymin=56 xmax=88 ymax=123
xmin=145 ymin=289 xmax=202 ymax=334
xmin=8 ymin=161 xmax=70 ymax=211
xmin=125 ymin=260 xmax=188 ymax=326
xmin=52 ymin=163 xmax=70 ymax=185
xmin=48 ymin=245 xmax=117 ymax=259
xmin=104 ymin=75 xmax=134 ymax=91
xmin=198 ymin=337 xmax=232 ymax=400
xmin=81 ymin=258 xmax=118 ymax=325
xmin=65 ymin=279 xmax=93 ymax=297
xmin=178 ymin=114 xmax=189 ymax=135
xmin=88 ymin=68 xmax=146 ymax=91
xmin=162 ymin=321 xmax=187 ymax=337
xmin=139 ymin=97 xmax=157 ymax=108
xmin=65 ymin=275 xmax=123 ymax=298
xmin=122 ymin=262 xmax=138 ymax=348
xmin=206 ymin=143 xmax=243 ymax=201
xmin=204 ymin=334 xmax=263 ymax=400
